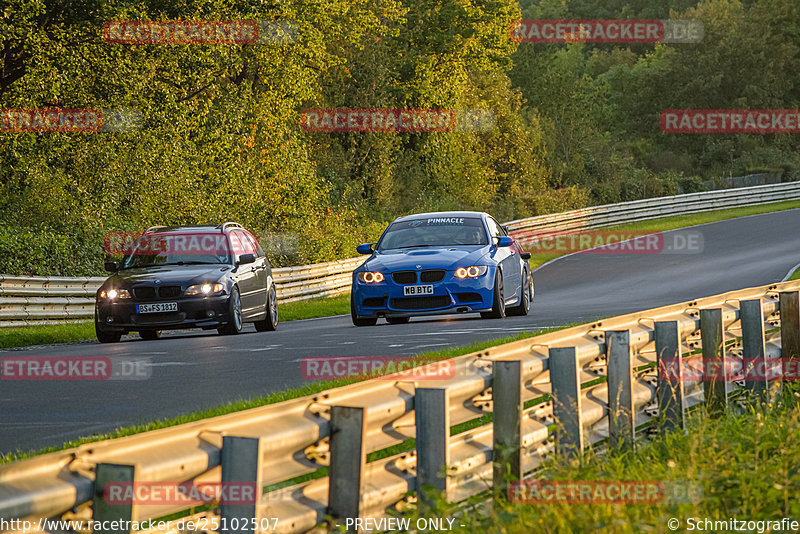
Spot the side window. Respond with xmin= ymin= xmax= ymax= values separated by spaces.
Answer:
xmin=235 ymin=230 xmax=256 ymax=256
xmin=486 ymin=218 xmax=502 ymax=239
xmin=243 ymin=231 xmax=265 ymax=257
xmin=229 ymin=231 xmax=247 ymax=261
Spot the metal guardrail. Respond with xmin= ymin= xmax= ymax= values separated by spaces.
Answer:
xmin=1 ymin=280 xmax=798 ymax=533
xmin=1 ymin=181 xmax=799 ymax=326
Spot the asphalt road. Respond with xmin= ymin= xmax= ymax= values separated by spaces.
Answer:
xmin=2 ymin=209 xmax=799 ymax=454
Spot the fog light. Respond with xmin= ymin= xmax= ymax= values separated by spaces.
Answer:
xmin=206 ymin=310 xmax=215 ymax=317
xmin=106 ymin=317 xmax=114 ymax=323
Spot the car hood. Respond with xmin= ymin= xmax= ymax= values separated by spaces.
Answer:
xmin=364 ymin=246 xmax=489 ymax=272
xmin=104 ymin=265 xmax=232 ymax=288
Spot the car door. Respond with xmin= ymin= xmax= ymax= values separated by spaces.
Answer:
xmin=487 ymin=216 xmax=521 ymax=301
xmin=230 ymin=230 xmax=259 ymax=316
xmin=242 ymin=230 xmax=268 ymax=315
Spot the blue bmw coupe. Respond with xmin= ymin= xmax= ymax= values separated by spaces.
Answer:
xmin=350 ymin=211 xmax=533 ymax=326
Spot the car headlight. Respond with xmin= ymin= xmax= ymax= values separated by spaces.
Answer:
xmin=358 ymin=271 xmax=385 ymax=283
xmin=99 ymin=288 xmax=131 ymax=299
xmin=454 ymin=266 xmax=488 ymax=279
xmin=186 ymin=283 xmax=225 ymax=296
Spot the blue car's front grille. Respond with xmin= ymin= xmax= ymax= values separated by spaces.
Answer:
xmin=420 ymin=270 xmax=445 ymax=283
xmin=391 ymin=271 xmax=417 ymax=284
xmin=455 ymin=292 xmax=482 ymax=303
xmin=390 ymin=296 xmax=450 ymax=310
xmin=363 ymin=296 xmax=387 ymax=308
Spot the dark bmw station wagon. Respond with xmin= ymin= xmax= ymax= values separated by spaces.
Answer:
xmin=95 ymin=223 xmax=278 ymax=343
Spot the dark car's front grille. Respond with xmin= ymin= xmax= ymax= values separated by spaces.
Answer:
xmin=420 ymin=270 xmax=445 ymax=283
xmin=133 ymin=286 xmax=156 ymax=300
xmin=392 ymin=271 xmax=417 ymax=285
xmin=390 ymin=296 xmax=450 ymax=310
xmin=158 ymin=286 xmax=182 ymax=298
xmin=363 ymin=297 xmax=387 ymax=308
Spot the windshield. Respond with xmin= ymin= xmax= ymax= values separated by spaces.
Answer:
xmin=121 ymin=232 xmax=232 ymax=269
xmin=377 ymin=217 xmax=488 ymax=250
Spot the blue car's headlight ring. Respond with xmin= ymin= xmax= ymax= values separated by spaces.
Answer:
xmin=455 ymin=265 xmax=488 ymax=279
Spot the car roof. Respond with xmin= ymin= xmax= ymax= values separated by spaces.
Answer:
xmin=393 ymin=211 xmax=488 ymax=222
xmin=145 ymin=223 xmax=244 ymax=233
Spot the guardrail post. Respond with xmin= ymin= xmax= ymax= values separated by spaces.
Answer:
xmin=549 ymin=347 xmax=583 ymax=458
xmin=93 ymin=463 xmax=137 ymax=533
xmin=740 ymin=299 xmax=769 ymax=403
xmin=700 ymin=308 xmax=727 ymax=415
xmin=655 ymin=321 xmax=686 ymax=433
xmin=780 ymin=291 xmax=800 ymax=360
xmin=605 ymin=330 xmax=634 ymax=450
xmin=415 ymin=388 xmax=450 ymax=507
xmin=220 ymin=436 xmax=264 ymax=534
xmin=492 ymin=360 xmax=523 ymax=492
xmin=328 ymin=406 xmax=366 ymax=527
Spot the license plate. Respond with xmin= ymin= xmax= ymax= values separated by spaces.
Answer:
xmin=404 ymin=285 xmax=434 ymax=296
xmin=136 ymin=302 xmax=178 ymax=314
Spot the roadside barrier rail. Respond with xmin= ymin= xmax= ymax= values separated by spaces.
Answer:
xmin=1 ymin=280 xmax=798 ymax=533
xmin=1 ymin=181 xmax=798 ymax=326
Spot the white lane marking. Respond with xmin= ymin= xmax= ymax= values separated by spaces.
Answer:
xmin=341 ymin=341 xmax=356 ymax=345
xmin=389 ymin=344 xmax=404 ymax=347
xmin=781 ymin=261 xmax=800 ymax=282
xmin=249 ymin=345 xmax=283 ymax=352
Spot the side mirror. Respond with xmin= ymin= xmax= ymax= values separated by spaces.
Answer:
xmin=104 ymin=261 xmax=119 ymax=273
xmin=520 ymin=252 xmax=531 ymax=260
xmin=497 ymin=236 xmax=513 ymax=248
xmin=238 ymin=253 xmax=256 ymax=266
xmin=356 ymin=243 xmax=375 ymax=255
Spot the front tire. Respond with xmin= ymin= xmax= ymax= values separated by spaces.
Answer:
xmin=507 ymin=270 xmax=532 ymax=317
xmin=351 ymin=294 xmax=377 ymax=327
xmin=218 ymin=286 xmax=244 ymax=335
xmin=255 ymin=284 xmax=279 ymax=332
xmin=481 ymin=270 xmax=506 ymax=319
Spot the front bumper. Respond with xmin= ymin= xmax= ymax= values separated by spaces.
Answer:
xmin=95 ymin=295 xmax=231 ymax=332
xmin=352 ymin=270 xmax=494 ymax=318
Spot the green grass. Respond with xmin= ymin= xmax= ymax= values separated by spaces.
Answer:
xmin=278 ymin=292 xmax=350 ymax=321
xmin=407 ymin=386 xmax=800 ymax=534
xmin=0 ymin=325 xmax=568 ymax=464
xmin=0 ymin=322 xmax=96 ymax=349
xmin=789 ymin=268 xmax=800 ymax=281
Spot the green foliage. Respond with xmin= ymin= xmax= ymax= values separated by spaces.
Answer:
xmin=1 ymin=0 xmax=798 ymax=273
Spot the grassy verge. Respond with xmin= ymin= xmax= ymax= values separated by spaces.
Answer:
xmin=414 ymin=385 xmax=800 ymax=533
xmin=788 ymin=268 xmax=800 ymax=281
xmin=0 ymin=322 xmax=96 ymax=349
xmin=0 ymin=325 xmax=567 ymax=463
